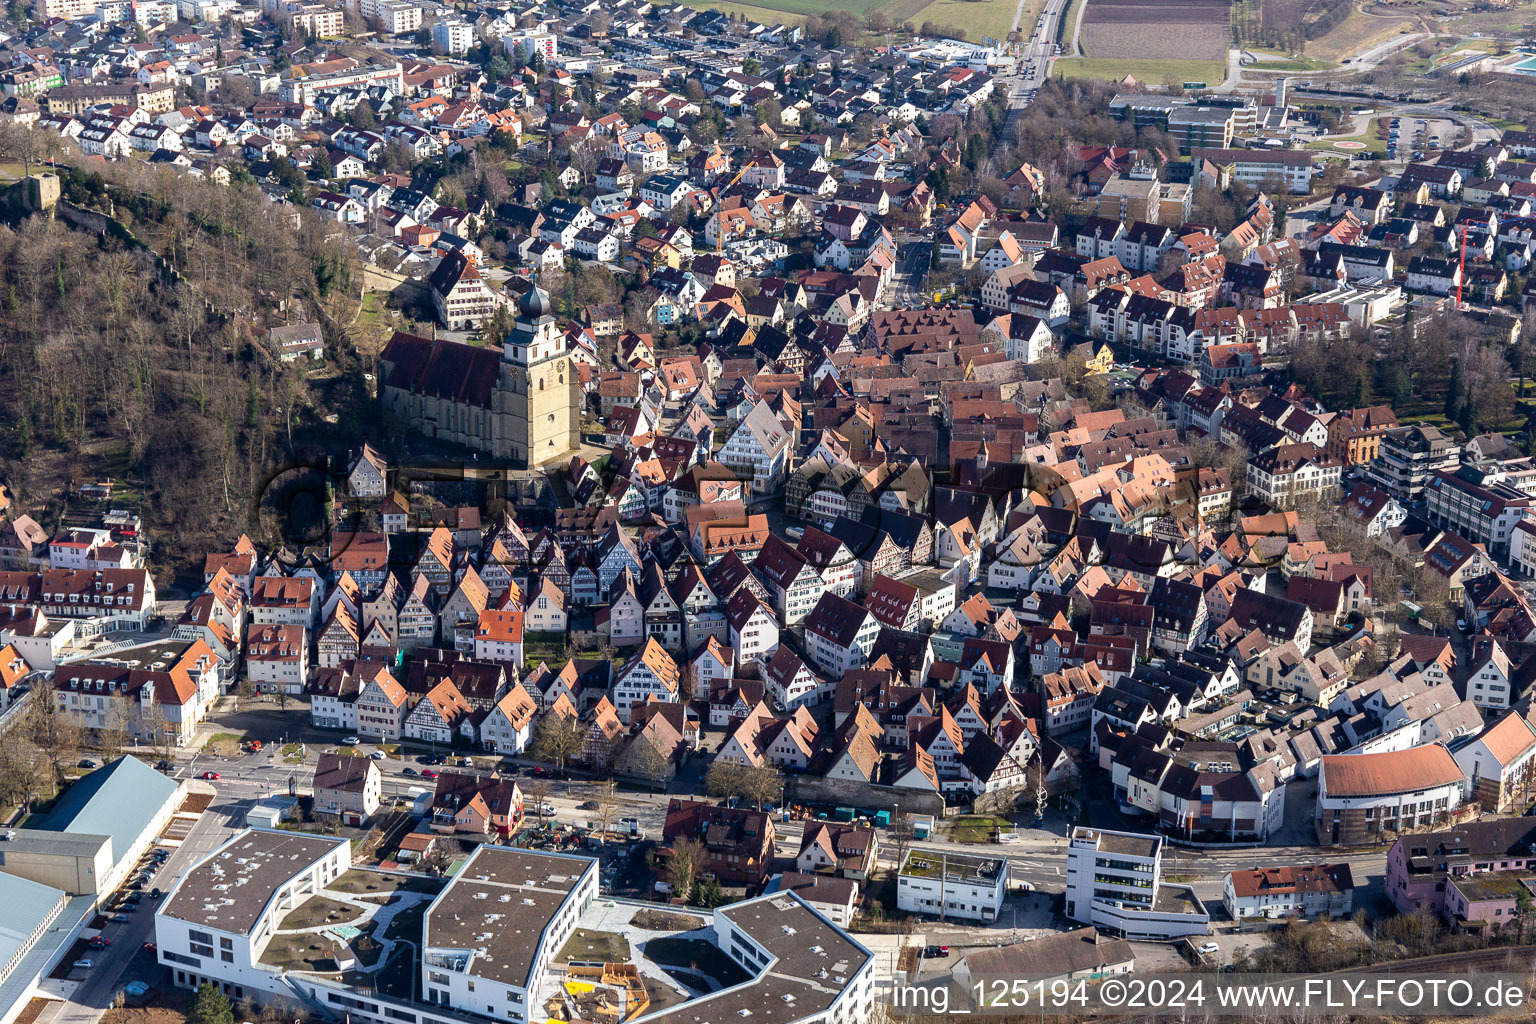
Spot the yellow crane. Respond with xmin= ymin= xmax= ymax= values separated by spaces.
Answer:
xmin=713 ymin=164 xmax=750 ymax=255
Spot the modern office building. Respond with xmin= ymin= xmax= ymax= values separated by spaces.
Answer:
xmin=1065 ymin=827 xmax=1210 ymax=939
xmin=154 ymin=832 xmax=874 ymax=1024
xmin=1424 ymin=465 xmax=1535 ymax=560
xmin=896 ymin=850 xmax=1006 ymax=922
xmin=155 ymin=830 xmax=353 ymax=1001
xmin=1367 ymin=424 xmax=1460 ymax=500
xmin=420 ymin=846 xmax=597 ymax=1022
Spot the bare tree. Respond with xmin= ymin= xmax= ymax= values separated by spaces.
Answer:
xmin=522 ymin=777 xmax=552 ymax=817
xmin=29 ymin=679 xmax=82 ymax=790
xmin=705 ymin=759 xmax=746 ymax=801
xmin=742 ymin=765 xmax=782 ymax=810
xmin=142 ymin=699 xmax=172 ymax=758
xmin=627 ymin=738 xmax=671 ymax=791
xmin=666 ymin=836 xmax=707 ymax=899
xmin=0 ymin=731 xmax=44 ymax=814
xmin=591 ymin=786 xmax=620 ymax=834
xmin=886 ymin=813 xmax=914 ymax=877
xmin=530 ymin=714 xmax=585 ymax=774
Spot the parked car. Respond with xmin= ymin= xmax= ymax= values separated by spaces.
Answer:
xmin=534 ymin=802 xmax=557 ymax=816
xmin=342 ymin=735 xmax=360 ymax=744
xmin=86 ymin=937 xmax=111 ymax=948
xmin=1198 ymin=942 xmax=1220 ymax=955
xmin=77 ymin=759 xmax=97 ymax=769
xmin=73 ymin=960 xmax=94 ymax=970
xmin=370 ymin=751 xmax=386 ymax=760
xmin=923 ymin=945 xmax=949 ymax=958
xmin=143 ymin=943 xmax=157 ymax=953
xmin=578 ymin=800 xmax=601 ymax=810
xmin=150 ymin=888 xmax=162 ymax=899
xmin=401 ymin=767 xmax=418 ymax=776
xmin=421 ymin=769 xmax=439 ymax=779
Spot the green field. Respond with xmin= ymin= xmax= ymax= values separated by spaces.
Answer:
xmin=1053 ymin=57 xmax=1227 ymax=83
xmin=681 ymin=0 xmax=888 ymax=17
xmin=677 ymin=0 xmax=1031 ymax=36
xmin=919 ymin=0 xmax=1037 ymax=43
xmin=680 ymin=0 xmax=811 ymax=21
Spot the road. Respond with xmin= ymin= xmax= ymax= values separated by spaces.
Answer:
xmin=1017 ymin=0 xmax=1069 ymax=93
xmin=38 ymin=796 xmax=247 ymax=1024
xmin=186 ymin=709 xmax=1413 ymax=899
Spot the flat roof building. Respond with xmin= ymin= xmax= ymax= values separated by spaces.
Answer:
xmin=155 ymin=829 xmax=352 ymax=1002
xmin=420 ymin=846 xmax=598 ymax=1022
xmin=632 ymin=892 xmax=875 ymax=1024
xmin=1066 ymin=827 xmax=1210 ymax=939
xmin=37 ymin=755 xmax=183 ymax=895
xmin=896 ymin=850 xmax=1007 ymax=923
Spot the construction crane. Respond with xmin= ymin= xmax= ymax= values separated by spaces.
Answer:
xmin=714 ymin=164 xmax=750 ymax=255
xmin=1455 ymin=222 xmax=1468 ymax=308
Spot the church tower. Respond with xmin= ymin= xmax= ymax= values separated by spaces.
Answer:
xmin=498 ymin=286 xmax=581 ymax=469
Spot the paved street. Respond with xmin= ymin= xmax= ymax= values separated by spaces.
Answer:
xmin=35 ymin=793 xmax=245 ymax=1024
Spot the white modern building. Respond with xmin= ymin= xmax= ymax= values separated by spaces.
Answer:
xmin=896 ymin=850 xmax=1006 ymax=923
xmin=431 ymin=18 xmax=473 ymax=53
xmin=1065 ymin=827 xmax=1210 ymax=939
xmin=155 ymin=829 xmax=353 ymax=1001
xmin=150 ymin=830 xmax=878 ymax=1024
xmin=420 ymin=846 xmax=598 ymax=1022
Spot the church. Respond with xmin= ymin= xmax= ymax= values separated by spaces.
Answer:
xmin=377 ymin=286 xmax=582 ymax=468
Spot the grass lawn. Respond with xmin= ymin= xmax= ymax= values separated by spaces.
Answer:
xmin=282 ymin=742 xmax=309 ymax=764
xmin=205 ymin=732 xmax=241 ymax=748
xmin=947 ymin=815 xmax=1012 ymax=843
xmin=919 ymin=0 xmax=1041 ymax=43
xmin=281 ymin=895 xmax=368 ymax=930
xmin=355 ymin=291 xmax=390 ymax=331
xmin=643 ymin=937 xmax=752 ymax=987
xmin=261 ymin=922 xmax=380 ymax=972
xmin=556 ymin=929 xmax=632 ymax=964
xmin=1307 ymin=132 xmax=1388 ymax=155
xmin=1246 ymin=57 xmax=1339 ymax=71
xmin=630 ymin=908 xmax=708 ymax=931
xmin=1054 ymin=57 xmax=1227 ymax=84
xmin=678 ymin=0 xmax=806 ymax=22
xmin=1306 ymin=8 xmax=1414 ymax=62
xmin=328 ymin=869 xmax=441 ymax=897
xmin=677 ymin=0 xmax=895 ymax=18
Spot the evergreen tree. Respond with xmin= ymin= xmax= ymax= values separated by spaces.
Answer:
xmin=1391 ymin=366 xmax=1411 ymax=408
xmin=190 ymin=984 xmax=233 ymax=1024
xmin=1445 ymin=358 xmax=1463 ymax=421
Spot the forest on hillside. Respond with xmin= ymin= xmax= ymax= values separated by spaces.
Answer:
xmin=0 ymin=156 xmax=377 ymax=584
